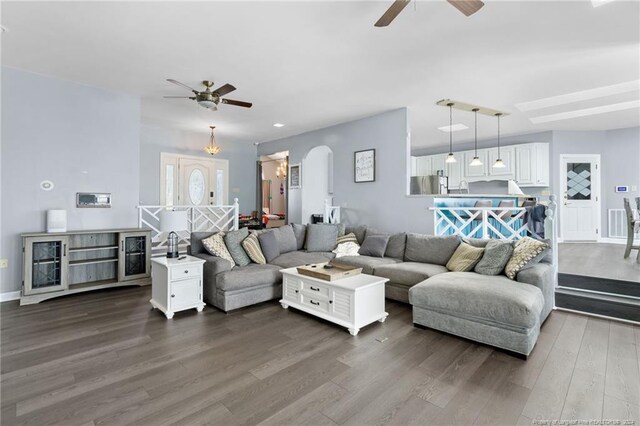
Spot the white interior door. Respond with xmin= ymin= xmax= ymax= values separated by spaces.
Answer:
xmin=560 ymin=155 xmax=600 ymax=241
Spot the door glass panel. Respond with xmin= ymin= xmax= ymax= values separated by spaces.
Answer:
xmin=124 ymin=236 xmax=146 ymax=276
xmin=216 ymin=169 xmax=224 ymax=206
xmin=32 ymin=241 xmax=62 ymax=289
xmin=165 ymin=164 xmax=174 ymax=207
xmin=566 ymin=163 xmax=592 ymax=200
xmin=188 ymin=169 xmax=205 ymax=205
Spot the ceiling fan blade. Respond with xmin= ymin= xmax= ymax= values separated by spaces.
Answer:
xmin=163 ymin=96 xmax=196 ymax=99
xmin=221 ymin=99 xmax=252 ymax=108
xmin=375 ymin=0 xmax=412 ymax=27
xmin=446 ymin=0 xmax=484 ymax=16
xmin=166 ymin=79 xmax=199 ymax=94
xmin=213 ymin=83 xmax=237 ymax=97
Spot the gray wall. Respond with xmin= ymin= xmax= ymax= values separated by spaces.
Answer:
xmin=139 ymin=125 xmax=256 ymax=214
xmin=258 ymin=108 xmax=436 ymax=234
xmin=1 ymin=67 xmax=141 ymax=294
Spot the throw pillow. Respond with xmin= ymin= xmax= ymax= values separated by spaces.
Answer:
xmin=257 ymin=230 xmax=281 ymax=263
xmin=463 ymin=238 xmax=489 ymax=248
xmin=273 ymin=225 xmax=298 ymax=254
xmin=332 ymin=241 xmax=361 ymax=258
xmin=224 ymin=228 xmax=251 ymax=267
xmin=446 ymin=242 xmax=485 ymax=272
xmin=306 ymin=224 xmax=339 ymax=252
xmin=291 ymin=224 xmax=307 ymax=250
xmin=202 ymin=232 xmax=234 ymax=265
xmin=359 ymin=234 xmax=390 ymax=258
xmin=404 ymin=234 xmax=460 ymax=266
xmin=385 ymin=233 xmax=407 ymax=259
xmin=345 ymin=226 xmax=367 ymax=245
xmin=241 ymin=233 xmax=266 ymax=264
xmin=474 ymin=240 xmax=514 ymax=276
xmin=504 ymin=237 xmax=549 ymax=279
xmin=336 ymin=232 xmax=358 ymax=245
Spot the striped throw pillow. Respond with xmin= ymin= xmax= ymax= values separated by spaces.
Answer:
xmin=202 ymin=232 xmax=234 ymax=265
xmin=242 ymin=233 xmax=266 ymax=264
xmin=336 ymin=232 xmax=358 ymax=245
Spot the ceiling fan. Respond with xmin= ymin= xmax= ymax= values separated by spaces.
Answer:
xmin=164 ymin=79 xmax=253 ymax=110
xmin=375 ymin=0 xmax=484 ymax=27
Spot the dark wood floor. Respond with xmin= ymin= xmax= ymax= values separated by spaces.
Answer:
xmin=1 ymin=286 xmax=639 ymax=426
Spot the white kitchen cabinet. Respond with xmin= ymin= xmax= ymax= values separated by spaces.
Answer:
xmin=410 ymin=156 xmax=418 ymax=177
xmin=415 ymin=156 xmax=432 ymax=176
xmin=447 ymin=159 xmax=463 ymax=190
xmin=487 ymin=146 xmax=515 ymax=179
xmin=431 ymin=154 xmax=448 ymax=176
xmin=515 ymin=143 xmax=549 ymax=187
xmin=463 ymin=150 xmax=488 ymax=180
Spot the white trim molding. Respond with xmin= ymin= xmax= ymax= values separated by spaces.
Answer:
xmin=0 ymin=291 xmax=21 ymax=302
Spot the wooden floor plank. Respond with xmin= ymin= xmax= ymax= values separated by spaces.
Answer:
xmin=1 ymin=287 xmax=638 ymax=425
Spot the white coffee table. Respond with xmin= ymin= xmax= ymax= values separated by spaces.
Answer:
xmin=279 ymin=266 xmax=389 ymax=336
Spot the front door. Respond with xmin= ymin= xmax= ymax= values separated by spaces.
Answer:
xmin=178 ymin=158 xmax=228 ymax=206
xmin=560 ymin=155 xmax=600 ymax=241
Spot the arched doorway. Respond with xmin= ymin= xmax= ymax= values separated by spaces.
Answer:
xmin=301 ymin=145 xmax=334 ymax=224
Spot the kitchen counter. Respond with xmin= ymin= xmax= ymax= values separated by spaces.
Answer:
xmin=436 ymin=194 xmax=535 ymax=198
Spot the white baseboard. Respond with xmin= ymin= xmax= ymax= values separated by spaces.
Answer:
xmin=0 ymin=291 xmax=21 ymax=302
xmin=599 ymin=237 xmax=639 ymax=245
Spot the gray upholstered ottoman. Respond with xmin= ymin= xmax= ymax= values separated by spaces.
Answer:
xmin=409 ymin=272 xmax=544 ymax=358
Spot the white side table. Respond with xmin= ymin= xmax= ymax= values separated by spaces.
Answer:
xmin=150 ymin=255 xmax=206 ymax=319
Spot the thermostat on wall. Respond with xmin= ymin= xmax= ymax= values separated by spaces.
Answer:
xmin=615 ymin=186 xmax=629 ymax=193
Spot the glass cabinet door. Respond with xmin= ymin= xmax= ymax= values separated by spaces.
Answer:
xmin=118 ymin=232 xmax=151 ymax=281
xmin=23 ymin=236 xmax=69 ymax=295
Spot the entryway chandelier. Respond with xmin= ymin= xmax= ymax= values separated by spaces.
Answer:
xmin=276 ymin=160 xmax=287 ymax=179
xmin=205 ymin=126 xmax=222 ymax=155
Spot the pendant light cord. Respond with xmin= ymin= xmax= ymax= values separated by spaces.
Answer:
xmin=449 ymin=104 xmax=453 ymax=153
xmin=497 ymin=113 xmax=501 ymax=158
xmin=473 ymin=108 xmax=478 ymax=156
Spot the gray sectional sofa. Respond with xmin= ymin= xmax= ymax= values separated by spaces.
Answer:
xmin=189 ymin=224 xmax=555 ymax=357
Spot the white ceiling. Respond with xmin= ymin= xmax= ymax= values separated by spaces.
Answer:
xmin=2 ymin=1 xmax=639 ymax=148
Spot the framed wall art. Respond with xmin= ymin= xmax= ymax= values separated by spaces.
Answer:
xmin=289 ymin=163 xmax=301 ymax=189
xmin=354 ymin=149 xmax=375 ymax=183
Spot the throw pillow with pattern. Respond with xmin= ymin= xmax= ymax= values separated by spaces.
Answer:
xmin=242 ymin=233 xmax=266 ymax=264
xmin=336 ymin=233 xmax=358 ymax=245
xmin=202 ymin=232 xmax=234 ymax=265
xmin=504 ymin=237 xmax=549 ymax=279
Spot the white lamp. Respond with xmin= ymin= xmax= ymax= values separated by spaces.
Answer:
xmin=160 ymin=210 xmax=188 ymax=258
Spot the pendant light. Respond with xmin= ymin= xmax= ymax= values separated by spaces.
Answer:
xmin=445 ymin=102 xmax=457 ymax=163
xmin=204 ymin=126 xmax=222 ymax=155
xmin=493 ymin=113 xmax=506 ymax=168
xmin=469 ymin=108 xmax=483 ymax=166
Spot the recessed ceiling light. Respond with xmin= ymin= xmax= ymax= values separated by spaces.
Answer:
xmin=437 ymin=124 xmax=468 ymax=133
xmin=516 ymin=80 xmax=640 ymax=112
xmin=592 ymin=0 xmax=615 ymax=7
xmin=529 ymin=100 xmax=640 ymax=123
xmin=273 ymin=123 xmax=284 ymax=128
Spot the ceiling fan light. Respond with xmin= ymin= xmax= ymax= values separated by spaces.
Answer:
xmin=198 ymin=100 xmax=217 ymax=110
xmin=470 ymin=156 xmax=483 ymax=167
xmin=445 ymin=153 xmax=457 ymax=163
xmin=493 ymin=159 xmax=506 ymax=168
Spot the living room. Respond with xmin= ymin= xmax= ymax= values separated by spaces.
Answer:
xmin=1 ymin=1 xmax=639 ymax=425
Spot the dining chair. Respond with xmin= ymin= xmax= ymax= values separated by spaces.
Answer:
xmin=623 ymin=198 xmax=640 ymax=262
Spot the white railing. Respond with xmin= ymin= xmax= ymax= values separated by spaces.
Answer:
xmin=137 ymin=199 xmax=239 ymax=249
xmin=324 ymin=200 xmax=341 ymax=224
xmin=608 ymin=208 xmax=639 ymax=239
xmin=430 ymin=195 xmax=558 ymax=283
